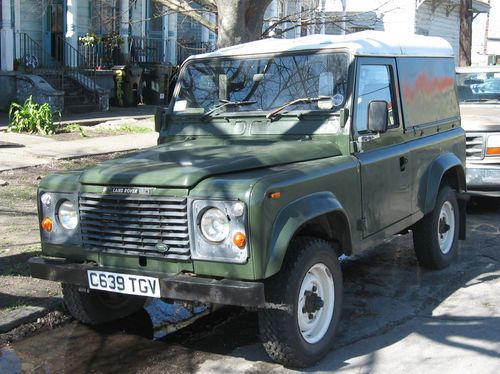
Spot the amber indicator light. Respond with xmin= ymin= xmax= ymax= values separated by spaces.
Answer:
xmin=486 ymin=147 xmax=500 ymax=156
xmin=41 ymin=217 xmax=53 ymax=232
xmin=268 ymin=191 xmax=281 ymax=199
xmin=233 ymin=232 xmax=247 ymax=249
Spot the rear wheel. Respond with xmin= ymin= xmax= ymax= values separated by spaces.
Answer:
xmin=413 ymin=185 xmax=459 ymax=269
xmin=62 ymin=284 xmax=145 ymax=325
xmin=258 ymin=237 xmax=343 ymax=367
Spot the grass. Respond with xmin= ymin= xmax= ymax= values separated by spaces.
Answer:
xmin=0 ymin=186 xmax=37 ymax=202
xmin=57 ymin=123 xmax=86 ymax=137
xmin=116 ymin=124 xmax=152 ymax=133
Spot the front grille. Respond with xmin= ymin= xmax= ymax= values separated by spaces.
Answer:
xmin=465 ymin=133 xmax=485 ymax=160
xmin=79 ymin=193 xmax=190 ymax=260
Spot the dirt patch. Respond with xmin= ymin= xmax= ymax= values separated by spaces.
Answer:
xmin=0 ymin=309 xmax=69 ymax=345
xmin=0 ymin=153 xmax=127 ymax=320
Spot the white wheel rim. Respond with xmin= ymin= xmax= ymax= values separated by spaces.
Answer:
xmin=297 ymin=263 xmax=335 ymax=344
xmin=438 ymin=200 xmax=455 ymax=254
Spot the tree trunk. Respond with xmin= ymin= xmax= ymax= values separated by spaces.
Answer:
xmin=215 ymin=0 xmax=273 ymax=48
xmin=459 ymin=0 xmax=472 ymax=66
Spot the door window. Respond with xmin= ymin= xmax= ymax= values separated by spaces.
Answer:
xmin=354 ymin=65 xmax=396 ymax=132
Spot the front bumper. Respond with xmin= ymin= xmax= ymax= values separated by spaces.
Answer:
xmin=29 ymin=257 xmax=265 ymax=308
xmin=466 ymin=165 xmax=500 ymax=196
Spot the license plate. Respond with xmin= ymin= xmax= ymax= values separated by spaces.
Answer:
xmin=87 ymin=270 xmax=161 ymax=298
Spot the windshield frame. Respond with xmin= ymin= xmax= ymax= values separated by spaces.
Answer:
xmin=169 ymin=48 xmax=354 ymax=119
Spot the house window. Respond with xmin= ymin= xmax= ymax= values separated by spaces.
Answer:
xmin=278 ymin=0 xmax=285 ymax=18
xmin=149 ymin=0 xmax=163 ymax=33
xmin=91 ymin=0 xmax=119 ymax=35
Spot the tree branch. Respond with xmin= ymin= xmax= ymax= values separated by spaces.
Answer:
xmin=155 ymin=0 xmax=217 ymax=32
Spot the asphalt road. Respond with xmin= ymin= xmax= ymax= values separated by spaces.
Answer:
xmin=1 ymin=199 xmax=499 ymax=374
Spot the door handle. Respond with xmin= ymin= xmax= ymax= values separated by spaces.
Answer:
xmin=399 ymin=156 xmax=408 ymax=172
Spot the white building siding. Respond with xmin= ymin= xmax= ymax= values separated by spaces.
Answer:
xmin=487 ymin=0 xmax=500 ymax=56
xmin=78 ymin=0 xmax=91 ymax=36
xmin=19 ymin=0 xmax=42 ymax=45
xmin=471 ymin=12 xmax=489 ymax=65
xmin=130 ymin=0 xmax=145 ymax=37
xmin=415 ymin=2 xmax=460 ymax=65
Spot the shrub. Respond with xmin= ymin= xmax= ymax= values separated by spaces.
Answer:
xmin=8 ymin=96 xmax=60 ymax=135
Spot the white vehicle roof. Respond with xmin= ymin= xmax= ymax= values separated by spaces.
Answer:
xmin=188 ymin=31 xmax=454 ymax=61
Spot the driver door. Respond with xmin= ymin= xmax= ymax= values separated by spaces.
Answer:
xmin=353 ymin=58 xmax=412 ymax=237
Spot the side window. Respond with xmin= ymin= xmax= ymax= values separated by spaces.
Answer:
xmin=354 ymin=65 xmax=396 ymax=133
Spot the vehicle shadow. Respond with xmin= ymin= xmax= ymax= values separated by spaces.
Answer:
xmin=4 ymin=205 xmax=500 ymax=373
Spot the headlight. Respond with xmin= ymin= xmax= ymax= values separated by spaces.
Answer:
xmin=486 ymin=134 xmax=500 ymax=156
xmin=191 ymin=200 xmax=248 ymax=263
xmin=200 ymin=208 xmax=230 ymax=242
xmin=58 ymin=200 xmax=78 ymax=230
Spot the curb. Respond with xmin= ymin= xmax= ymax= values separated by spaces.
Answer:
xmin=0 ymin=300 xmax=62 ymax=334
xmin=59 ymin=114 xmax=154 ymax=127
xmin=0 ymin=114 xmax=154 ymax=132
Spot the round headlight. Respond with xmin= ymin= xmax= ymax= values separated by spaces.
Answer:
xmin=58 ymin=200 xmax=78 ymax=230
xmin=200 ymin=208 xmax=229 ymax=243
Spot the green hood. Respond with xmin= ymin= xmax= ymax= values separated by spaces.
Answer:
xmin=79 ymin=139 xmax=340 ymax=188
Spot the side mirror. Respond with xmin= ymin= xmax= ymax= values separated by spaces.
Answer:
xmin=155 ymin=106 xmax=170 ymax=132
xmin=367 ymin=100 xmax=388 ymax=133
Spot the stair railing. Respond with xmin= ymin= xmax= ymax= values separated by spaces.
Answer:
xmin=57 ymin=35 xmax=98 ymax=103
xmin=14 ymin=32 xmax=65 ymax=91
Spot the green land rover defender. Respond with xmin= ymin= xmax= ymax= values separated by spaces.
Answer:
xmin=30 ymin=31 xmax=467 ymax=367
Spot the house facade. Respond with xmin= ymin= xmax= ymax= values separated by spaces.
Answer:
xmin=0 ymin=0 xmax=497 ymax=112
xmin=0 ymin=0 xmax=217 ymax=112
xmin=0 ymin=0 xmax=217 ymax=71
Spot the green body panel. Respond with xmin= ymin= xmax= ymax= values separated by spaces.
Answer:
xmin=263 ymin=191 xmax=348 ymax=278
xmin=78 ymin=138 xmax=341 ymax=188
xmin=422 ymin=151 xmax=465 ymax=213
xmin=39 ymin=171 xmax=82 ymax=192
xmin=407 ymin=127 xmax=466 ymax=215
xmin=247 ymin=156 xmax=361 ymax=279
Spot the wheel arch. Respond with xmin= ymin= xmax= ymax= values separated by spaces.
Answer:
xmin=264 ymin=191 xmax=352 ymax=278
xmin=421 ymin=152 xmax=466 ymax=240
xmin=423 ymin=153 xmax=466 ymax=213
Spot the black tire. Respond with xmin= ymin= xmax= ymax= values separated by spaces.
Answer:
xmin=62 ymin=284 xmax=145 ymax=325
xmin=258 ymin=237 xmax=343 ymax=368
xmin=413 ymin=185 xmax=459 ymax=269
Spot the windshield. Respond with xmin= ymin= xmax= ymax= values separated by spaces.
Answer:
xmin=456 ymin=71 xmax=500 ymax=103
xmin=173 ymin=52 xmax=349 ymax=117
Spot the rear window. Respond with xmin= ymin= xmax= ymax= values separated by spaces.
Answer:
xmin=397 ymin=57 xmax=459 ymax=128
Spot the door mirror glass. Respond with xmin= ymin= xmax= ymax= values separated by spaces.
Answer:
xmin=367 ymin=100 xmax=388 ymax=133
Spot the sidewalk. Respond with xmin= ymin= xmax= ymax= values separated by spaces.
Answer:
xmin=0 ymin=106 xmax=159 ymax=171
xmin=0 ymin=104 xmax=158 ymax=131
xmin=0 ymin=131 xmax=158 ymax=171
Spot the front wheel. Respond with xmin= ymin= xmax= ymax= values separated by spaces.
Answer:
xmin=413 ymin=185 xmax=459 ymax=269
xmin=62 ymin=284 xmax=145 ymax=325
xmin=258 ymin=237 xmax=343 ymax=368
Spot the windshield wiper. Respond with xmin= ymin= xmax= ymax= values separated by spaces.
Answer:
xmin=266 ymin=96 xmax=331 ymax=120
xmin=201 ymin=100 xmax=257 ymax=121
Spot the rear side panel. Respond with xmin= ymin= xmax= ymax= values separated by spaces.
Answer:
xmin=396 ymin=57 xmax=465 ymax=215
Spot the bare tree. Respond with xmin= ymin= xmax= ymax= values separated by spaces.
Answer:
xmin=156 ymin=0 xmax=273 ymax=48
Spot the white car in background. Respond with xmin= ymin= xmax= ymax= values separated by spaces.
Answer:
xmin=456 ymin=66 xmax=500 ymax=196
